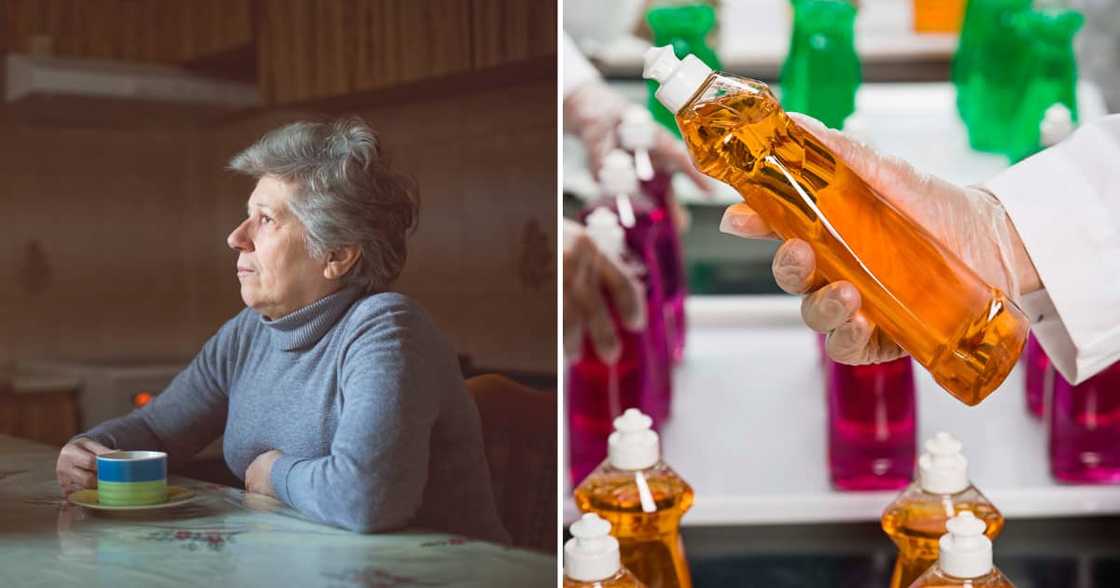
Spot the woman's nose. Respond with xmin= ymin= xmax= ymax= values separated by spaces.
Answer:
xmin=227 ymin=220 xmax=253 ymax=251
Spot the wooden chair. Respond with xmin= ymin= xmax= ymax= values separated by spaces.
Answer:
xmin=466 ymin=374 xmax=557 ymax=554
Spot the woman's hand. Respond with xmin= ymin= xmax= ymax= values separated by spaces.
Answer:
xmin=245 ymin=449 xmax=282 ymax=498
xmin=56 ymin=438 xmax=112 ymax=496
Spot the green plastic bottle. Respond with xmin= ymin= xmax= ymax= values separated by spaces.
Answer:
xmin=645 ymin=3 xmax=722 ymax=137
xmin=952 ymin=0 xmax=987 ymax=122
xmin=953 ymin=0 xmax=1032 ymax=152
xmin=1004 ymin=9 xmax=1082 ymax=163
xmin=779 ymin=0 xmax=861 ymax=130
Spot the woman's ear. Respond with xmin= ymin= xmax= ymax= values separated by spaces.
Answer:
xmin=323 ymin=245 xmax=361 ymax=280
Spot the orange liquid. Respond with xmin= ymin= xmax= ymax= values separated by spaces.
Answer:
xmin=564 ymin=569 xmax=648 ymax=588
xmin=676 ymin=75 xmax=1028 ymax=405
xmin=881 ymin=487 xmax=1005 ymax=588
xmin=910 ymin=567 xmax=1016 ymax=587
xmin=574 ymin=462 xmax=693 ymax=588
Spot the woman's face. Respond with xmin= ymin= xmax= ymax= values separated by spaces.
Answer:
xmin=227 ymin=176 xmax=334 ymax=319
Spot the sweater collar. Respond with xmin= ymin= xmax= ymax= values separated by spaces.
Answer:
xmin=259 ymin=287 xmax=363 ymax=351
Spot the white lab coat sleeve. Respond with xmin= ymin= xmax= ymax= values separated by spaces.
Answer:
xmin=563 ymin=32 xmax=601 ymax=97
xmin=983 ymin=114 xmax=1120 ymax=384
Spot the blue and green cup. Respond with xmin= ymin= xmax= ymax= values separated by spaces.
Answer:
xmin=96 ymin=451 xmax=168 ymax=506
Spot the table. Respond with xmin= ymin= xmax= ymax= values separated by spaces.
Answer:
xmin=0 ymin=435 xmax=555 ymax=587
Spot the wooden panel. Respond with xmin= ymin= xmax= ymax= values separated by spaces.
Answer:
xmin=0 ymin=389 xmax=79 ymax=447
xmin=0 ymin=119 xmax=243 ymax=366
xmin=471 ymin=0 xmax=557 ymax=69
xmin=256 ymin=0 xmax=474 ymax=105
xmin=4 ymin=0 xmax=253 ymax=63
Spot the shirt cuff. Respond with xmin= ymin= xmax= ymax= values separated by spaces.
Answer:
xmin=984 ymin=122 xmax=1120 ymax=383
xmin=269 ymin=453 xmax=307 ymax=506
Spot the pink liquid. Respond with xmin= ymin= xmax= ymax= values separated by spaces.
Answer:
xmin=580 ymin=198 xmax=673 ymax=426
xmin=641 ymin=171 xmax=689 ymax=364
xmin=569 ymin=200 xmax=672 ymax=485
xmin=1024 ymin=333 xmax=1048 ymax=419
xmin=1049 ymin=360 xmax=1120 ymax=484
xmin=826 ymin=356 xmax=917 ymax=491
xmin=568 ymin=312 xmax=654 ymax=485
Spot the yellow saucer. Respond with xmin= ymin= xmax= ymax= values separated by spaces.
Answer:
xmin=68 ymin=485 xmax=197 ymax=511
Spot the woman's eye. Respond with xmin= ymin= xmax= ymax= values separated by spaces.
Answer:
xmin=259 ymin=215 xmax=273 ymax=225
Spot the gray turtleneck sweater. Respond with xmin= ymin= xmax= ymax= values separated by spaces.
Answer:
xmin=79 ymin=288 xmax=509 ymax=543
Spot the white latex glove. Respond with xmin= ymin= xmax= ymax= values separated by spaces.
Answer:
xmin=564 ymin=80 xmax=713 ymax=197
xmin=719 ymin=113 xmax=1041 ymax=365
xmin=563 ymin=219 xmax=646 ymax=363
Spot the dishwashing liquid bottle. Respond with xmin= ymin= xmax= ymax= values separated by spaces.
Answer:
xmin=643 ymin=46 xmax=1029 ymax=406
xmin=574 ymin=409 xmax=693 ymax=588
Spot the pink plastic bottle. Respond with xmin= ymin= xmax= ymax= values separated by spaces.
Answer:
xmin=568 ymin=206 xmax=663 ymax=486
xmin=618 ymin=107 xmax=689 ymax=364
xmin=580 ymin=151 xmax=673 ymax=427
xmin=1049 ymin=360 xmax=1120 ymax=484
xmin=825 ymin=352 xmax=917 ymax=491
xmin=1023 ymin=333 xmax=1048 ymax=419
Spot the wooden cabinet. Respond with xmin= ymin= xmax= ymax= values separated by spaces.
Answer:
xmin=256 ymin=0 xmax=556 ymax=106
xmin=3 ymin=0 xmax=558 ymax=107
xmin=3 ymin=0 xmax=253 ymax=64
xmin=0 ymin=378 xmax=80 ymax=448
xmin=257 ymin=0 xmax=476 ymax=104
xmin=470 ymin=0 xmax=557 ymax=69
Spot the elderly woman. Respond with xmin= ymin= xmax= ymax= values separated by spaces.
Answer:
xmin=54 ymin=118 xmax=509 ymax=542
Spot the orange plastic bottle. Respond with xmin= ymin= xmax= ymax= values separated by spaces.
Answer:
xmin=643 ymin=46 xmax=1029 ymax=406
xmin=564 ymin=513 xmax=648 ymax=588
xmin=881 ymin=433 xmax=1004 ymax=588
xmin=914 ymin=0 xmax=966 ymax=33
xmin=908 ymin=512 xmax=1016 ymax=587
xmin=574 ymin=409 xmax=693 ymax=588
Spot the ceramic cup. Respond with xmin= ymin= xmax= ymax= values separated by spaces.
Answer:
xmin=96 ymin=451 xmax=168 ymax=506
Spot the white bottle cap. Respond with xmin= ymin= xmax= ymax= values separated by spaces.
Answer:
xmin=600 ymin=150 xmax=640 ymax=197
xmin=938 ymin=511 xmax=993 ymax=579
xmin=918 ymin=432 xmax=969 ymax=495
xmin=564 ymin=513 xmax=622 ymax=582
xmin=643 ymin=45 xmax=713 ymax=115
xmin=608 ymin=408 xmax=660 ymax=471
xmin=618 ymin=106 xmax=658 ymax=151
xmin=1040 ymin=103 xmax=1075 ymax=147
xmin=618 ymin=108 xmax=657 ymax=181
xmin=584 ymin=207 xmax=626 ymax=261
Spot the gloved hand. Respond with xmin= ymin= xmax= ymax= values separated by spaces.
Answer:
xmin=563 ymin=219 xmax=646 ymax=363
xmin=718 ymin=113 xmax=1041 ymax=364
xmin=564 ymin=80 xmax=710 ymax=233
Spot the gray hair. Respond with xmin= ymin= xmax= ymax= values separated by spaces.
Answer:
xmin=229 ymin=117 xmax=419 ymax=293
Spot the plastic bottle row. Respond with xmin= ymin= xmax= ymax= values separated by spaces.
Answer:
xmin=954 ymin=0 xmax=1082 ymax=163
xmin=564 ymin=410 xmax=1018 ymax=588
xmin=568 ymin=108 xmax=689 ymax=485
xmin=826 ymin=332 xmax=1120 ymax=490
